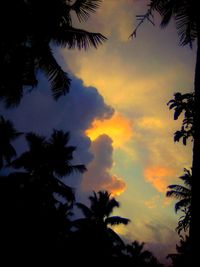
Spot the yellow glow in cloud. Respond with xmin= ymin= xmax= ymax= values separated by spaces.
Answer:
xmin=144 ymin=166 xmax=175 ymax=193
xmin=82 ymin=173 xmax=126 ymax=197
xmin=105 ymin=175 xmax=126 ymax=196
xmin=85 ymin=113 xmax=133 ymax=148
xmin=137 ymin=117 xmax=164 ymax=130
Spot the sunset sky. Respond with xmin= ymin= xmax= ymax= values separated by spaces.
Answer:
xmin=0 ymin=0 xmax=196 ymax=264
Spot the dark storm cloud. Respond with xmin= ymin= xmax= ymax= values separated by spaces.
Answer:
xmin=0 ymin=74 xmax=114 ymax=189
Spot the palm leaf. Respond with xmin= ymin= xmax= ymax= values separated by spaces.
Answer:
xmin=76 ymin=202 xmax=93 ymax=218
xmin=151 ymin=0 xmax=197 ymax=47
xmin=179 ymin=168 xmax=192 ymax=187
xmin=50 ymin=130 xmax=70 ymax=146
xmin=52 ymin=27 xmax=107 ymax=49
xmin=107 ymin=228 xmax=125 ymax=247
xmin=37 ymin=45 xmax=71 ymax=99
xmin=62 ymin=164 xmax=87 ymax=176
xmin=166 ymin=185 xmax=191 ymax=199
xmin=54 ymin=177 xmax=75 ymax=202
xmin=105 ymin=216 xmax=130 ymax=226
xmin=175 ymin=198 xmax=191 ymax=213
xmin=0 ymin=84 xmax=24 ymax=108
xmin=69 ymin=0 xmax=102 ymax=22
xmin=175 ymin=4 xmax=197 ymax=47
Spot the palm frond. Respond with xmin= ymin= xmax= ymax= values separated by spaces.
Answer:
xmin=175 ymin=4 xmax=197 ymax=47
xmin=105 ymin=216 xmax=130 ymax=226
xmin=68 ymin=0 xmax=102 ymax=22
xmin=37 ymin=45 xmax=71 ymax=99
xmin=76 ymin=202 xmax=93 ymax=218
xmin=52 ymin=27 xmax=106 ymax=49
xmin=54 ymin=177 xmax=75 ymax=202
xmin=66 ymin=164 xmax=87 ymax=175
xmin=179 ymin=168 xmax=192 ymax=187
xmin=50 ymin=130 xmax=70 ymax=146
xmin=166 ymin=186 xmax=191 ymax=199
xmin=107 ymin=227 xmax=125 ymax=247
xmin=151 ymin=0 xmax=197 ymax=47
xmin=25 ymin=132 xmax=46 ymax=150
xmin=175 ymin=199 xmax=191 ymax=213
xmin=0 ymin=84 xmax=24 ymax=108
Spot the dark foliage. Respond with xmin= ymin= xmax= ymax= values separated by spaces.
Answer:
xmin=167 ymin=92 xmax=194 ymax=145
xmin=0 ymin=0 xmax=106 ymax=107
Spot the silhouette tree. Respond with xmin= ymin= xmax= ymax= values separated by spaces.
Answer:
xmin=75 ymin=190 xmax=130 ymax=234
xmin=72 ymin=191 xmax=130 ymax=265
xmin=11 ymin=130 xmax=86 ymax=202
xmin=0 ymin=0 xmax=106 ymax=107
xmin=166 ymin=168 xmax=192 ymax=235
xmin=0 ymin=116 xmax=22 ymax=169
xmin=167 ymin=235 xmax=191 ymax=267
xmin=1 ymin=129 xmax=86 ymax=264
xmin=125 ymin=241 xmax=163 ymax=267
xmin=126 ymin=241 xmax=153 ymax=266
xmin=167 ymin=92 xmax=194 ymax=145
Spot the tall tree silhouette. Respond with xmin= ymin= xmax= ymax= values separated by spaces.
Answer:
xmin=166 ymin=168 xmax=192 ymax=235
xmin=72 ymin=191 xmax=130 ymax=265
xmin=0 ymin=116 xmax=22 ymax=169
xmin=2 ymin=129 xmax=86 ymax=264
xmin=0 ymin=0 xmax=106 ymax=107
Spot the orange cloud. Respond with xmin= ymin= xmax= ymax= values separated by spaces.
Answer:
xmin=82 ymin=173 xmax=126 ymax=197
xmin=102 ymin=175 xmax=126 ymax=196
xmin=85 ymin=113 xmax=133 ymax=148
xmin=144 ymin=166 xmax=175 ymax=193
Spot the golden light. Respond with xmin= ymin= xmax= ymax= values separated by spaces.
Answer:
xmin=144 ymin=166 xmax=175 ymax=193
xmin=85 ymin=113 xmax=133 ymax=148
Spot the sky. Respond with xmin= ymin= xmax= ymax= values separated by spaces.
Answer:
xmin=0 ymin=0 xmax=196 ymax=264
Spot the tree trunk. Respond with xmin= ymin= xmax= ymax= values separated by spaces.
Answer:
xmin=191 ymin=27 xmax=200 ymax=265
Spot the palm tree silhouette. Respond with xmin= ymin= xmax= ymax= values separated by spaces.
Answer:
xmin=2 ymin=129 xmax=86 ymax=264
xmin=126 ymin=241 xmax=163 ymax=267
xmin=76 ymin=190 xmax=130 ymax=231
xmin=166 ymin=168 xmax=192 ymax=235
xmin=1 ymin=0 xmax=106 ymax=107
xmin=11 ymin=129 xmax=86 ymax=202
xmin=0 ymin=116 xmax=22 ymax=169
xmin=73 ymin=191 xmax=130 ymax=265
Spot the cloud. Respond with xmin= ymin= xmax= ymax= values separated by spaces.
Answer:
xmin=81 ymin=134 xmax=126 ymax=196
xmin=144 ymin=195 xmax=161 ymax=209
xmin=85 ymin=112 xmax=133 ymax=148
xmin=144 ymin=194 xmax=172 ymax=210
xmin=144 ymin=166 xmax=175 ymax=193
xmin=0 ymin=74 xmax=115 ymax=188
xmin=137 ymin=116 xmax=164 ymax=130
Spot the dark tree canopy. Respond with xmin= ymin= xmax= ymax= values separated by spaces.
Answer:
xmin=0 ymin=0 xmax=106 ymax=107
